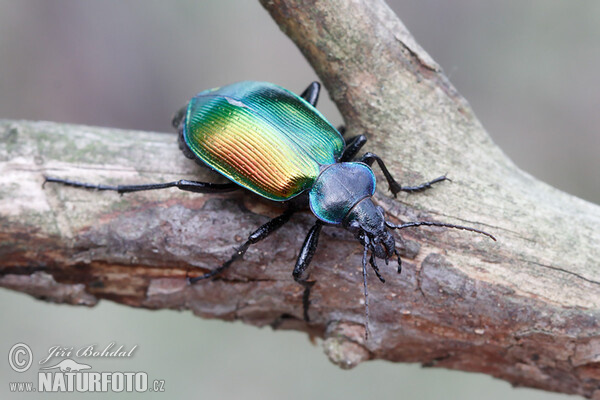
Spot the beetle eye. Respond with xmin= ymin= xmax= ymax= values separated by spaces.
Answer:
xmin=349 ymin=221 xmax=360 ymax=231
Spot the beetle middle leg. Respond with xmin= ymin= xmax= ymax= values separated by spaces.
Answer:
xmin=292 ymin=220 xmax=323 ymax=321
xmin=189 ymin=209 xmax=295 ymax=283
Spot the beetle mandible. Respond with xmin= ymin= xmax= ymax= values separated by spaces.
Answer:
xmin=45 ymin=81 xmax=495 ymax=335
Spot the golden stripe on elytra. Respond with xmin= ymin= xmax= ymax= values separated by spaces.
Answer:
xmin=189 ymin=110 xmax=323 ymax=198
xmin=206 ymin=133 xmax=306 ymax=197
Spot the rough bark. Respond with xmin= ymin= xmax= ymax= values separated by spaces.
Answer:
xmin=1 ymin=0 xmax=599 ymax=397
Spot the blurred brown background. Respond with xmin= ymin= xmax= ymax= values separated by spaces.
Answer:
xmin=1 ymin=1 xmax=597 ymax=399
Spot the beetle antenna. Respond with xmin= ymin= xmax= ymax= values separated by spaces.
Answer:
xmin=385 ymin=221 xmax=496 ymax=241
xmin=394 ymin=249 xmax=402 ymax=274
xmin=361 ymin=238 xmax=371 ymax=340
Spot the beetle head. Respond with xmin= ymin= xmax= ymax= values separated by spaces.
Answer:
xmin=344 ymin=198 xmax=395 ymax=260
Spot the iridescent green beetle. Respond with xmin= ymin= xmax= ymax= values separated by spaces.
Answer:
xmin=45 ymin=81 xmax=495 ymax=334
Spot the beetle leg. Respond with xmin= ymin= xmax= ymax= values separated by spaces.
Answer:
xmin=44 ymin=176 xmax=238 ymax=194
xmin=357 ymin=152 xmax=448 ymax=196
xmin=171 ymin=104 xmax=187 ymax=129
xmin=394 ymin=249 xmax=402 ymax=274
xmin=189 ymin=209 xmax=295 ymax=283
xmin=368 ymin=252 xmax=385 ymax=283
xmin=292 ymin=221 xmax=323 ymax=322
xmin=299 ymin=81 xmax=321 ymax=107
xmin=340 ymin=134 xmax=368 ymax=162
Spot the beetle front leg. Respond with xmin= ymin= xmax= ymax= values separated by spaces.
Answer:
xmin=357 ymin=152 xmax=448 ymax=196
xmin=293 ymin=220 xmax=323 ymax=321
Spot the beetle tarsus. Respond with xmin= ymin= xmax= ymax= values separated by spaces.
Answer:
xmin=391 ymin=175 xmax=450 ymax=195
xmin=44 ymin=176 xmax=239 ymax=194
xmin=299 ymin=280 xmax=316 ymax=322
xmin=44 ymin=176 xmax=121 ymax=191
xmin=293 ymin=221 xmax=323 ymax=322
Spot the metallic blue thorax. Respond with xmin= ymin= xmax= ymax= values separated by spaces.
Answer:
xmin=309 ymin=162 xmax=376 ymax=225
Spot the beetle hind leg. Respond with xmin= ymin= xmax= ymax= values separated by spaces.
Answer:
xmin=44 ymin=176 xmax=238 ymax=194
xmin=189 ymin=209 xmax=295 ymax=283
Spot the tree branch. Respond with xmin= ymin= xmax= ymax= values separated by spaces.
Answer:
xmin=1 ymin=0 xmax=599 ymax=397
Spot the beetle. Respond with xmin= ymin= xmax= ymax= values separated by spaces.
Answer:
xmin=45 ymin=81 xmax=495 ymax=335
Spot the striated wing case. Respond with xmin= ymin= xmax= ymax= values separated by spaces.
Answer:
xmin=182 ymin=81 xmax=345 ymax=201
